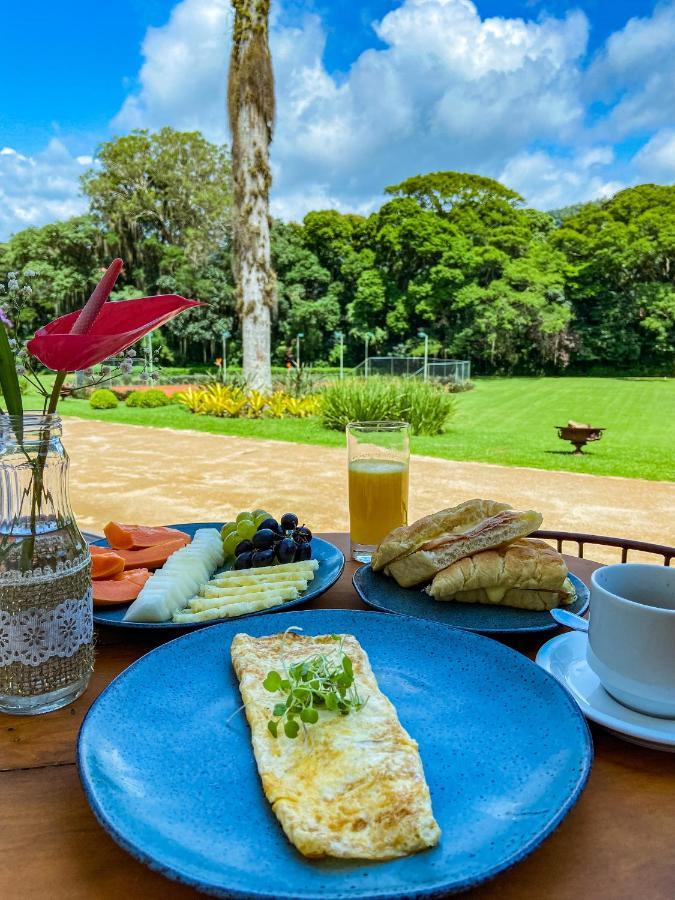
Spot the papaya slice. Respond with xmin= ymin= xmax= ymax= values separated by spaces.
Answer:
xmin=104 ymin=522 xmax=191 ymax=551
xmin=91 ymin=552 xmax=125 ymax=580
xmin=93 ymin=577 xmax=144 ymax=607
xmin=90 ymin=544 xmax=117 ymax=556
xmin=114 ymin=539 xmax=185 ymax=570
xmin=113 ymin=568 xmax=152 ymax=587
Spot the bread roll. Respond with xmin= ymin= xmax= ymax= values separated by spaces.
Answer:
xmin=428 ymin=538 xmax=567 ymax=597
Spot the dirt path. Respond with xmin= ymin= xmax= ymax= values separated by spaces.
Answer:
xmin=64 ymin=418 xmax=675 ymax=563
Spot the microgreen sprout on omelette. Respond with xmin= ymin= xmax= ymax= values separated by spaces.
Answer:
xmin=263 ymin=633 xmax=367 ymax=739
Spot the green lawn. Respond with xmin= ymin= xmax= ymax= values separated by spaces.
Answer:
xmin=24 ymin=377 xmax=675 ymax=482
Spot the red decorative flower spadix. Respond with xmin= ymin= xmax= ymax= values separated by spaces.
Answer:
xmin=27 ymin=259 xmax=202 ymax=372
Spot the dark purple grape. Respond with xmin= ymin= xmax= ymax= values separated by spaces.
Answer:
xmin=252 ymin=528 xmax=275 ymax=550
xmin=234 ymin=552 xmax=253 ymax=570
xmin=296 ymin=541 xmax=312 ymax=562
xmin=234 ymin=539 xmax=253 ymax=556
xmin=276 ymin=537 xmax=297 ymax=564
xmin=293 ymin=526 xmax=312 ymax=544
xmin=280 ymin=512 xmax=298 ymax=532
xmin=258 ymin=517 xmax=283 ymax=535
xmin=252 ymin=548 xmax=275 ymax=567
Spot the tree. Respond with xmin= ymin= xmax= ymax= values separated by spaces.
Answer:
xmin=228 ymin=0 xmax=275 ymax=390
xmin=82 ymin=128 xmax=232 ymax=290
xmin=554 ymin=184 xmax=675 ymax=370
xmin=0 ymin=216 xmax=103 ymax=335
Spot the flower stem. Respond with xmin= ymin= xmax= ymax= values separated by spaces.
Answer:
xmin=47 ymin=371 xmax=67 ymax=414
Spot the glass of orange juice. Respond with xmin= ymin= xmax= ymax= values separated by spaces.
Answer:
xmin=347 ymin=421 xmax=410 ymax=562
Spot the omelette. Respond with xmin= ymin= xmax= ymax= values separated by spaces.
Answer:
xmin=230 ymin=631 xmax=441 ymax=859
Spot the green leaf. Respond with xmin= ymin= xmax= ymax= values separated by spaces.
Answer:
xmin=300 ymin=707 xmax=319 ymax=724
xmin=267 ymin=720 xmax=278 ymax=738
xmin=284 ymin=719 xmax=300 ymax=739
xmin=291 ymin=687 xmax=310 ymax=703
xmin=342 ymin=656 xmax=353 ymax=676
xmin=273 ymin=703 xmax=287 ymax=717
xmin=0 ymin=322 xmax=23 ymax=420
xmin=325 ymin=693 xmax=338 ymax=711
xmin=263 ymin=671 xmax=282 ymax=692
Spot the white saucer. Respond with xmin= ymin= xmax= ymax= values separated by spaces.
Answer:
xmin=536 ymin=631 xmax=675 ymax=752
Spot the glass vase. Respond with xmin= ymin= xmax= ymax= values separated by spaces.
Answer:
xmin=0 ymin=414 xmax=93 ymax=715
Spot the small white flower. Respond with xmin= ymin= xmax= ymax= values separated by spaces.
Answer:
xmin=101 ymin=365 xmax=111 ymax=375
xmin=23 ymin=269 xmax=36 ymax=277
xmin=126 ymin=348 xmax=137 ymax=358
xmin=7 ymin=272 xmax=16 ymax=279
xmin=8 ymin=279 xmax=19 ymax=291
xmin=22 ymin=285 xmax=32 ymax=296
xmin=120 ymin=360 xmax=133 ymax=374
xmin=84 ymin=367 xmax=94 ymax=376
xmin=15 ymin=364 xmax=26 ymax=375
xmin=139 ymin=371 xmax=150 ymax=382
xmin=8 ymin=338 xmax=17 ymax=349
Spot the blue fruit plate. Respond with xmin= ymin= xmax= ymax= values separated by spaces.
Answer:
xmin=91 ymin=523 xmax=344 ymax=630
xmin=78 ymin=608 xmax=592 ymax=899
xmin=353 ymin=566 xmax=589 ymax=635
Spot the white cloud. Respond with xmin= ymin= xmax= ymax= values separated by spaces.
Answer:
xmin=114 ymin=0 xmax=591 ymax=216
xmin=499 ymin=148 xmax=623 ymax=210
xmin=0 ymin=139 xmax=89 ymax=240
xmin=634 ymin=129 xmax=675 ymax=182
xmin=114 ymin=0 xmax=231 ymax=141
xmin=588 ymin=2 xmax=675 ymax=139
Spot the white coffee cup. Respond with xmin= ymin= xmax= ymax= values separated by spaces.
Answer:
xmin=587 ymin=564 xmax=675 ymax=718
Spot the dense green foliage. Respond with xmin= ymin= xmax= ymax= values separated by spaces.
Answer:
xmin=125 ymin=388 xmax=171 ymax=408
xmin=321 ymin=378 xmax=455 ymax=435
xmin=89 ymin=388 xmax=119 ymax=409
xmin=0 ymin=129 xmax=672 ymax=374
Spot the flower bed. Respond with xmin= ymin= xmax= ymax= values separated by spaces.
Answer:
xmin=176 ymin=384 xmax=320 ymax=419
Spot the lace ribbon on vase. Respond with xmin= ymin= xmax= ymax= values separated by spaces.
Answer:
xmin=0 ymin=590 xmax=93 ymax=667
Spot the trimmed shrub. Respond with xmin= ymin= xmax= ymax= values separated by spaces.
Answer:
xmin=321 ymin=378 xmax=455 ymax=435
xmin=89 ymin=388 xmax=119 ymax=410
xmin=126 ymin=388 xmax=170 ymax=408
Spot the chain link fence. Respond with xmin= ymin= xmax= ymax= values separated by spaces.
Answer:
xmin=353 ymin=357 xmax=471 ymax=384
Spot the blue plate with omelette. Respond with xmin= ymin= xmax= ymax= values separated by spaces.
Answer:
xmin=78 ymin=608 xmax=592 ymax=898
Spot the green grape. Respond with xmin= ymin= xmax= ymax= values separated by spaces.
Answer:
xmin=223 ymin=531 xmax=240 ymax=558
xmin=237 ymin=519 xmax=257 ymax=541
xmin=220 ymin=522 xmax=237 ymax=539
xmin=236 ymin=510 xmax=253 ymax=524
xmin=254 ymin=510 xmax=271 ymax=527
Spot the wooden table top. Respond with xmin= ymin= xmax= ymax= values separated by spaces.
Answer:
xmin=2 ymin=533 xmax=673 ymax=900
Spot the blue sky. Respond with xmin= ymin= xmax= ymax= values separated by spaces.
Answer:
xmin=1 ymin=0 xmax=674 ymax=238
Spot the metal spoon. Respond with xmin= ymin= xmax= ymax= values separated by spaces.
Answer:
xmin=550 ymin=608 xmax=589 ymax=632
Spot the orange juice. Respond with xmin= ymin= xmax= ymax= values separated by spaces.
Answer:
xmin=348 ymin=458 xmax=409 ymax=546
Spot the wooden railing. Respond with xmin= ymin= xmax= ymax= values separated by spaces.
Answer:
xmin=533 ymin=530 xmax=674 ymax=566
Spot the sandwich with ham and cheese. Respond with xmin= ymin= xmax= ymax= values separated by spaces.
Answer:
xmin=372 ymin=499 xmax=543 ymax=588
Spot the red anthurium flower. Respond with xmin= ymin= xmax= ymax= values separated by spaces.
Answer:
xmin=28 ymin=295 xmax=202 ymax=371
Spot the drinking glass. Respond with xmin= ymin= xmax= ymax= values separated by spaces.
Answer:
xmin=347 ymin=421 xmax=410 ymax=563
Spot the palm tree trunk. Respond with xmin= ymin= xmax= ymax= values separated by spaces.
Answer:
xmin=228 ymin=0 xmax=275 ymax=391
